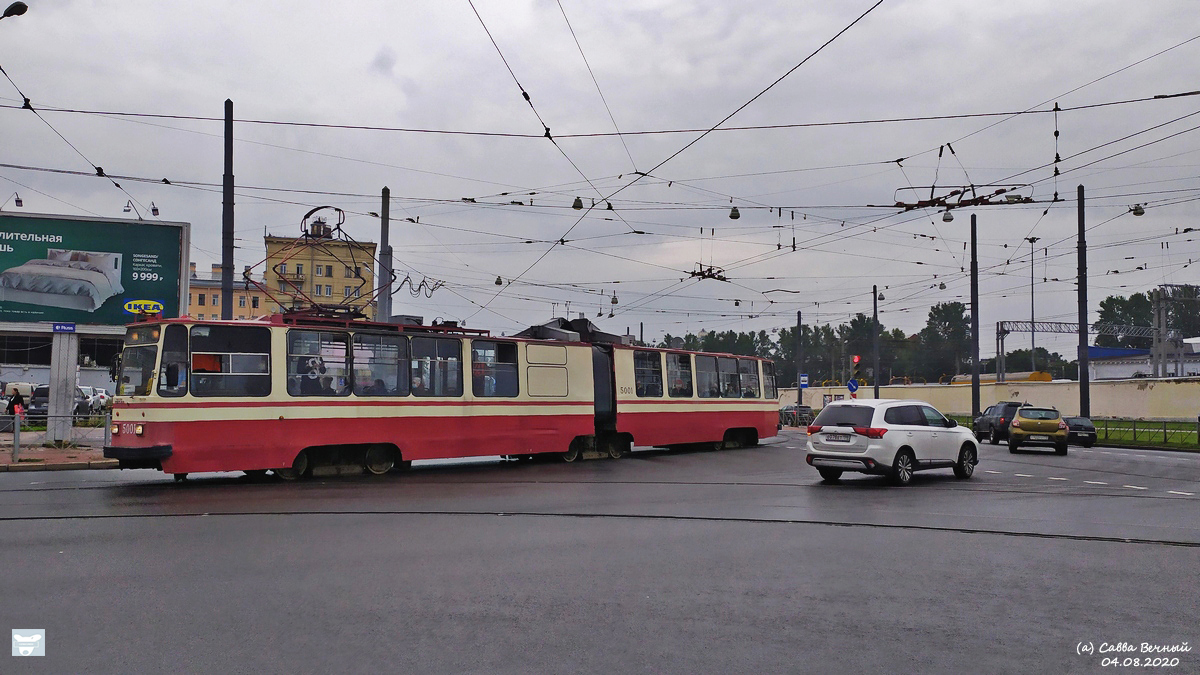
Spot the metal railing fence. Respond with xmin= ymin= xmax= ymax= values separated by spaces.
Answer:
xmin=6 ymin=413 xmax=111 ymax=462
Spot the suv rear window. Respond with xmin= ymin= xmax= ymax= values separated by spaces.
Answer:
xmin=32 ymin=386 xmax=49 ymax=398
xmin=812 ymin=405 xmax=875 ymax=427
xmin=1018 ymin=408 xmax=1060 ymax=420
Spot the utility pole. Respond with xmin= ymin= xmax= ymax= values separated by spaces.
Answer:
xmin=795 ymin=311 xmax=803 ymax=397
xmin=872 ymin=286 xmax=880 ymax=398
xmin=1025 ymin=236 xmax=1040 ymax=371
xmin=971 ymin=214 xmax=980 ymax=418
xmin=221 ymin=99 xmax=234 ymax=320
xmin=1077 ymin=185 xmax=1090 ymax=417
xmin=377 ymin=186 xmax=392 ymax=321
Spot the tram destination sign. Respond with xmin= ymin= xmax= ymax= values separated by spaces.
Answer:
xmin=0 ymin=212 xmax=189 ymax=326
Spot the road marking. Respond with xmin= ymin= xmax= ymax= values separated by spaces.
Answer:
xmin=1123 ymin=485 xmax=1148 ymax=490
xmin=1168 ymin=490 xmax=1195 ymax=496
xmin=983 ymin=470 xmax=1001 ymax=474
xmin=1047 ymin=477 xmax=1068 ymax=481
xmin=1084 ymin=481 xmax=1107 ymax=485
xmin=1099 ymin=451 xmax=1112 ymax=455
xmin=1134 ymin=454 xmax=1147 ymax=458
xmin=1014 ymin=473 xmax=1033 ymax=477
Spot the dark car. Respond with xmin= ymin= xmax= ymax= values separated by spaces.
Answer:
xmin=780 ymin=405 xmax=814 ymax=427
xmin=1063 ymin=416 xmax=1097 ymax=447
xmin=27 ymin=385 xmax=91 ymax=421
xmin=973 ymin=401 xmax=1027 ymax=444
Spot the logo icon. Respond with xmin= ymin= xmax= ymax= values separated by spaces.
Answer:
xmin=123 ymin=299 xmax=164 ymax=315
xmin=12 ymin=629 xmax=45 ymax=656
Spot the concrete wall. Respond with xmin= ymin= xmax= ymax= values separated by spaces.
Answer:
xmin=780 ymin=378 xmax=1200 ymax=420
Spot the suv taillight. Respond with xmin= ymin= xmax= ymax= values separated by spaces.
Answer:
xmin=1011 ymin=419 xmax=1021 ymax=428
xmin=806 ymin=425 xmax=821 ymax=435
xmin=1058 ymin=420 xmax=1068 ymax=430
xmin=853 ymin=427 xmax=888 ymax=439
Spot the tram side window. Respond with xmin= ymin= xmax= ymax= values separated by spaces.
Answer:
xmin=472 ymin=340 xmax=519 ymax=397
xmin=287 ymin=330 xmax=351 ymax=396
xmin=189 ymin=325 xmax=271 ymax=397
xmin=738 ymin=359 xmax=760 ymax=398
xmin=666 ymin=353 xmax=693 ymax=398
xmin=763 ymin=362 xmax=777 ymax=399
xmin=718 ymin=357 xmax=740 ymax=398
xmin=353 ymin=333 xmax=408 ymax=396
xmin=633 ymin=350 xmax=663 ymax=397
xmin=157 ymin=324 xmax=189 ymax=397
xmin=411 ymin=337 xmax=463 ymax=397
xmin=696 ymin=355 xmax=720 ymax=399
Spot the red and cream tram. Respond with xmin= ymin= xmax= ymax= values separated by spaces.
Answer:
xmin=104 ymin=314 xmax=779 ymax=479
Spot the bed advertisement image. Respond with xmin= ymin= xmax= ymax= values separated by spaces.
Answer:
xmin=0 ymin=213 xmax=187 ymax=326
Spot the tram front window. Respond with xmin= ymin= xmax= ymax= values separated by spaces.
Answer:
xmin=118 ymin=346 xmax=158 ymax=396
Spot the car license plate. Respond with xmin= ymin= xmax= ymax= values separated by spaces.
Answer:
xmin=824 ymin=433 xmax=852 ymax=442
xmin=1029 ymin=435 xmax=1049 ymax=441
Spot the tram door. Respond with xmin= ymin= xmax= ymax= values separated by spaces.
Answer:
xmin=591 ymin=345 xmax=617 ymax=434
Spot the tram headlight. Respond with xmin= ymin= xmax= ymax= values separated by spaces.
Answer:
xmin=134 ymin=424 xmax=144 ymax=436
xmin=110 ymin=423 xmax=119 ymax=435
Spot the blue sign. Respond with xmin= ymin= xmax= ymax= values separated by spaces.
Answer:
xmin=800 ymin=374 xmax=809 ymax=389
xmin=52 ymin=322 xmax=76 ymax=333
xmin=847 ymin=378 xmax=859 ymax=393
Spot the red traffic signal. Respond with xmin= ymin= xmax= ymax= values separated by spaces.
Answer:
xmin=851 ymin=354 xmax=861 ymax=364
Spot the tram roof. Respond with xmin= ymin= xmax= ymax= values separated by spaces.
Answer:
xmin=124 ymin=313 xmax=770 ymax=360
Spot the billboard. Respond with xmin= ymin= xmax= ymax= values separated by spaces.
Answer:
xmin=0 ymin=212 xmax=189 ymax=325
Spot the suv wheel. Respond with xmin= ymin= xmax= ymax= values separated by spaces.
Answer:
xmin=1055 ymin=442 xmax=1068 ymax=456
xmin=989 ymin=428 xmax=999 ymax=445
xmin=1008 ymin=439 xmax=1019 ymax=454
xmin=953 ymin=445 xmax=976 ymax=479
xmin=817 ymin=468 xmax=842 ymax=483
xmin=890 ymin=449 xmax=915 ymax=486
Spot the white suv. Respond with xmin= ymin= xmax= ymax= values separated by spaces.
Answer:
xmin=805 ymin=399 xmax=979 ymax=486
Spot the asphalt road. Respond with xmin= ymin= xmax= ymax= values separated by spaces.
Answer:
xmin=1 ymin=430 xmax=1197 ymax=673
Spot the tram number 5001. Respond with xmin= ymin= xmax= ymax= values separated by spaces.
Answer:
xmin=619 ymin=386 xmax=635 ymax=395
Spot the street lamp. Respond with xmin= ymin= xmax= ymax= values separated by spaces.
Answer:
xmin=0 ymin=192 xmax=21 ymax=209
xmin=1 ymin=2 xmax=28 ymax=20
xmin=1025 ymin=236 xmax=1040 ymax=372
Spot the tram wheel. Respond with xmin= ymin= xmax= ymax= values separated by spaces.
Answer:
xmin=608 ymin=438 xmax=628 ymax=459
xmin=172 ymin=473 xmax=188 ymax=482
xmin=276 ymin=451 xmax=309 ymax=481
xmin=562 ymin=440 xmax=582 ymax=463
xmin=364 ymin=445 xmax=395 ymax=475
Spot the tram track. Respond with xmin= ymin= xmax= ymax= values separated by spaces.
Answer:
xmin=0 ymin=507 xmax=1196 ymax=548
xmin=0 ymin=467 xmax=1195 ymax=502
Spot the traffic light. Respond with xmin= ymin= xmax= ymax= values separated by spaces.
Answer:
xmin=851 ymin=354 xmax=862 ymax=383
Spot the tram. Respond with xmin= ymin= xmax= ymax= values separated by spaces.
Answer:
xmin=104 ymin=314 xmax=779 ymax=479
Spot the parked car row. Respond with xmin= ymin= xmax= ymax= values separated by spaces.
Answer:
xmin=779 ymin=405 xmax=814 ymax=427
xmin=0 ymin=383 xmax=112 ymax=419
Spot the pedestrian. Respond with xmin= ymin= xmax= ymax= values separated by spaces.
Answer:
xmin=5 ymin=386 xmax=25 ymax=418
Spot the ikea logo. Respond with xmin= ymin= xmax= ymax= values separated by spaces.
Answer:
xmin=123 ymin=300 xmax=164 ymax=314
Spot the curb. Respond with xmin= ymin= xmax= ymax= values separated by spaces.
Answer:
xmin=0 ymin=458 xmax=118 ymax=471
xmin=1092 ymin=442 xmax=1200 ymax=454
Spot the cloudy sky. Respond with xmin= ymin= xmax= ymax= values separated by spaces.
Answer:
xmin=3 ymin=0 xmax=1198 ymax=354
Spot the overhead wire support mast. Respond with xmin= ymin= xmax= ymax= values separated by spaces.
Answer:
xmin=995 ymin=321 xmax=1156 ymax=383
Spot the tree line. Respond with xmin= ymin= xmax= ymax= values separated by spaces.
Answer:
xmin=656 ymin=284 xmax=1199 ymax=388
